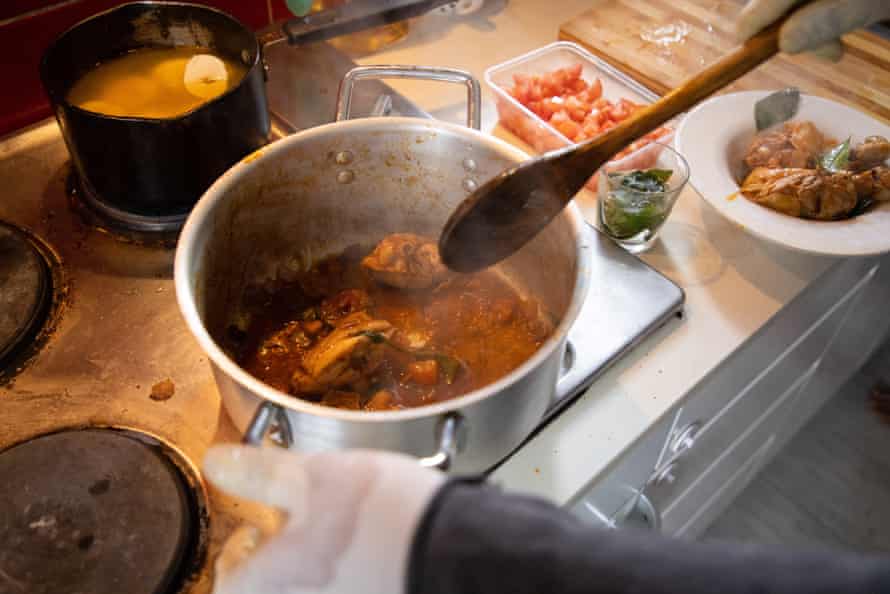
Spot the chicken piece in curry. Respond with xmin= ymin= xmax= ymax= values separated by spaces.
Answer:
xmin=234 ymin=234 xmax=554 ymax=411
xmin=739 ymin=121 xmax=890 ymax=220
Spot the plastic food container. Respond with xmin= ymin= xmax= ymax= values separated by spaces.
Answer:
xmin=485 ymin=41 xmax=676 ymax=187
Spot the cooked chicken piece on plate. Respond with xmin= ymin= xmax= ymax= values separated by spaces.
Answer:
xmin=744 ymin=121 xmax=829 ymax=172
xmin=740 ymin=165 xmax=890 ymax=220
xmin=849 ymin=136 xmax=890 ymax=172
xmin=852 ymin=166 xmax=890 ymax=202
xmin=361 ymin=233 xmax=451 ymax=290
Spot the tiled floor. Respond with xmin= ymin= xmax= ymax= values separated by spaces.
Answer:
xmin=704 ymin=343 xmax=890 ymax=553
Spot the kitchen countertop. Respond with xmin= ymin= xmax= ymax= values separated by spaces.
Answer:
xmin=356 ymin=0 xmax=838 ymax=504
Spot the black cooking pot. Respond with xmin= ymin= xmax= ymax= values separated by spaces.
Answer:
xmin=40 ymin=0 xmax=453 ymax=228
xmin=41 ymin=3 xmax=267 ymax=225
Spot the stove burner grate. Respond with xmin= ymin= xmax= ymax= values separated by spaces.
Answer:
xmin=0 ymin=222 xmax=55 ymax=377
xmin=0 ymin=429 xmax=205 ymax=594
xmin=67 ymin=171 xmax=186 ymax=237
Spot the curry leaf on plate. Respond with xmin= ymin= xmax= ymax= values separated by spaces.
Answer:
xmin=819 ymin=137 xmax=851 ymax=173
xmin=754 ymin=88 xmax=800 ymax=131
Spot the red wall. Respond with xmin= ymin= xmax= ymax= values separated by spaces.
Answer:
xmin=0 ymin=0 xmax=294 ymax=137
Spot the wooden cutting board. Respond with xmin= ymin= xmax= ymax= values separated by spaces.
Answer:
xmin=559 ymin=0 xmax=890 ymax=123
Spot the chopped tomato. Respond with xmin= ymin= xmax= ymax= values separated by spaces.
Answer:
xmin=587 ymin=77 xmax=603 ymax=101
xmin=563 ymin=95 xmax=588 ymax=122
xmin=569 ymin=78 xmax=588 ymax=94
xmin=609 ymin=102 xmax=630 ymax=121
xmin=538 ymin=97 xmax=563 ymax=119
xmin=592 ymin=97 xmax=611 ymax=111
xmin=550 ymin=110 xmax=581 ymax=139
xmin=619 ymin=98 xmax=639 ymax=111
xmin=555 ymin=120 xmax=581 ymax=139
xmin=501 ymin=63 xmax=673 ymax=182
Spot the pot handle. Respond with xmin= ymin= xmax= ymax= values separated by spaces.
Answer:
xmin=418 ymin=413 xmax=465 ymax=471
xmin=243 ymin=401 xmax=295 ymax=448
xmin=282 ymin=0 xmax=454 ymax=47
xmin=243 ymin=403 xmax=463 ymax=470
xmin=335 ymin=65 xmax=481 ymax=130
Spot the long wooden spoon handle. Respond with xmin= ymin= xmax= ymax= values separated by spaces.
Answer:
xmin=567 ymin=20 xmax=782 ymax=173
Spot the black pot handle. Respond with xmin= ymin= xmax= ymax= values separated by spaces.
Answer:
xmin=243 ymin=401 xmax=295 ymax=447
xmin=282 ymin=0 xmax=454 ymax=46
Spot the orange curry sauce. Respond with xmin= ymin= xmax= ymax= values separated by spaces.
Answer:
xmin=237 ymin=246 xmax=552 ymax=411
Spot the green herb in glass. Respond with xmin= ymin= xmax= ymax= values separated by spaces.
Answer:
xmin=601 ymin=169 xmax=674 ymax=240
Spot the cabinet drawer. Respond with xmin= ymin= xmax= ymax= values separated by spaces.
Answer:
xmin=568 ymin=258 xmax=881 ymax=532
xmin=673 ymin=435 xmax=777 ymax=538
xmin=649 ymin=265 xmax=876 ymax=506
xmin=570 ymin=408 xmax=682 ymax=524
xmin=659 ymin=362 xmax=817 ymax=535
xmin=669 ymin=259 xmax=875 ymax=440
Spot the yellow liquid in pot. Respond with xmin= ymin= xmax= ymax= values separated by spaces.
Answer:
xmin=67 ymin=47 xmax=248 ymax=119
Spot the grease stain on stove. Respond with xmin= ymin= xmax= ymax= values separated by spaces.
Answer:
xmin=77 ymin=533 xmax=95 ymax=550
xmin=150 ymin=379 xmax=176 ymax=401
xmin=88 ymin=478 xmax=110 ymax=496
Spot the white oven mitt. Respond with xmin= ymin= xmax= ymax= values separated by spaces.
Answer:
xmin=737 ymin=0 xmax=890 ymax=61
xmin=203 ymin=445 xmax=445 ymax=594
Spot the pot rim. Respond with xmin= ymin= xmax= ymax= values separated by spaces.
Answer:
xmin=39 ymin=0 xmax=262 ymax=124
xmin=174 ymin=116 xmax=592 ymax=423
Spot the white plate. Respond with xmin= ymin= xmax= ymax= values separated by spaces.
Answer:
xmin=675 ymin=91 xmax=890 ymax=257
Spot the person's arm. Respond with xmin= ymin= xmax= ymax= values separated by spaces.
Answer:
xmin=202 ymin=445 xmax=890 ymax=594
xmin=411 ymin=480 xmax=890 ymax=594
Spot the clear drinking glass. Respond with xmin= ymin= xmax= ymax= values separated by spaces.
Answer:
xmin=597 ymin=142 xmax=690 ymax=254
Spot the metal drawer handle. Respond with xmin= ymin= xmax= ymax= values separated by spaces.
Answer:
xmin=582 ymin=489 xmax=663 ymax=532
xmin=650 ymin=460 xmax=679 ymax=487
xmin=613 ymin=490 xmax=662 ymax=532
xmin=336 ymin=65 xmax=482 ymax=129
xmin=669 ymin=421 xmax=702 ymax=456
xmin=643 ymin=421 xmax=701 ymax=489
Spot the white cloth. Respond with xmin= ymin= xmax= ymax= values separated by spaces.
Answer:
xmin=203 ymin=445 xmax=445 ymax=594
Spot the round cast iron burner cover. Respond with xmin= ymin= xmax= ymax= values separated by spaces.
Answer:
xmin=0 ymin=430 xmax=195 ymax=594
xmin=0 ymin=222 xmax=50 ymax=365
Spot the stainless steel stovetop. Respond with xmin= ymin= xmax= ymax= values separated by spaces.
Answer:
xmin=0 ymin=41 xmax=682 ymax=593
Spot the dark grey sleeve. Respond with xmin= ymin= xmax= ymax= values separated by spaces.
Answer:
xmin=407 ymin=480 xmax=890 ymax=594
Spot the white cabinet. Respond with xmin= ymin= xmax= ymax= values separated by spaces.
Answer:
xmin=572 ymin=255 xmax=890 ymax=534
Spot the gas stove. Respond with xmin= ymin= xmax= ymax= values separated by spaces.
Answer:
xmin=0 ymin=41 xmax=682 ymax=593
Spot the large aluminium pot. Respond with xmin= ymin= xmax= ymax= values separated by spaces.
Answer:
xmin=175 ymin=68 xmax=592 ymax=473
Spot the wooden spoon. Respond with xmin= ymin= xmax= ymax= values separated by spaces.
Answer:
xmin=439 ymin=19 xmax=785 ymax=272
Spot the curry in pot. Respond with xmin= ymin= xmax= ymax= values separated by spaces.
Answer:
xmin=233 ymin=234 xmax=554 ymax=411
